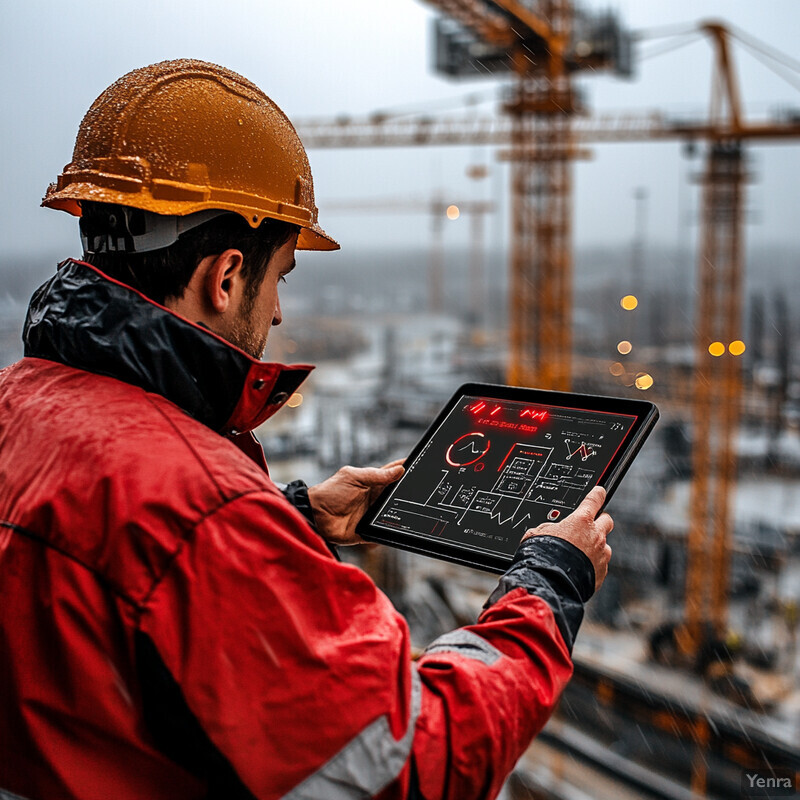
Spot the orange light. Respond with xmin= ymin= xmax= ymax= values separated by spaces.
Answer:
xmin=635 ymin=373 xmax=654 ymax=390
xmin=708 ymin=342 xmax=725 ymax=357
xmin=609 ymin=361 xmax=625 ymax=377
xmin=729 ymin=340 xmax=746 ymax=356
xmin=446 ymin=204 xmax=460 ymax=220
xmin=287 ymin=392 xmax=303 ymax=408
xmin=620 ymin=295 xmax=638 ymax=311
xmin=617 ymin=340 xmax=632 ymax=355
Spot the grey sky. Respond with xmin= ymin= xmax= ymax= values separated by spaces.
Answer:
xmin=2 ymin=0 xmax=799 ymax=264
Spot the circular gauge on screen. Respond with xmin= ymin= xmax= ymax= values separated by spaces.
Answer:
xmin=445 ymin=432 xmax=490 ymax=467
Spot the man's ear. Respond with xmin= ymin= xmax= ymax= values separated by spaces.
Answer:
xmin=203 ymin=249 xmax=245 ymax=314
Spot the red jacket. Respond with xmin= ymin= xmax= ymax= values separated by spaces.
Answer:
xmin=0 ymin=260 xmax=594 ymax=800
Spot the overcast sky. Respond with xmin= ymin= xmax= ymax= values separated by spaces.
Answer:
xmin=2 ymin=0 xmax=799 ymax=266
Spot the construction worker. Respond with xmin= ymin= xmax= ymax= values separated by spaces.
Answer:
xmin=0 ymin=60 xmax=612 ymax=800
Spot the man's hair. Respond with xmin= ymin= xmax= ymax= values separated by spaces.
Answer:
xmin=81 ymin=202 xmax=298 ymax=308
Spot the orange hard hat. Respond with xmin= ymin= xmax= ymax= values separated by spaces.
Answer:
xmin=42 ymin=59 xmax=338 ymax=252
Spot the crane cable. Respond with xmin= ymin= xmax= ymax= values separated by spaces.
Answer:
xmin=638 ymin=31 xmax=704 ymax=63
xmin=727 ymin=25 xmax=800 ymax=95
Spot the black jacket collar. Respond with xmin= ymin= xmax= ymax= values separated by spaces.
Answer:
xmin=23 ymin=259 xmax=312 ymax=434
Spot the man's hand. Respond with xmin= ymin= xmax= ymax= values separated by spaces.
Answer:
xmin=521 ymin=486 xmax=613 ymax=592
xmin=307 ymin=460 xmax=405 ymax=546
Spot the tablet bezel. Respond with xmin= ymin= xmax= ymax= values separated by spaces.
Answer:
xmin=357 ymin=382 xmax=659 ymax=574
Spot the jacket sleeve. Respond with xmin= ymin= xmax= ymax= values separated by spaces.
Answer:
xmin=137 ymin=490 xmax=594 ymax=800
xmin=407 ymin=535 xmax=594 ymax=800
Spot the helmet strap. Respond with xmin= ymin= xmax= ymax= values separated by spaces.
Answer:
xmin=80 ymin=206 xmax=232 ymax=255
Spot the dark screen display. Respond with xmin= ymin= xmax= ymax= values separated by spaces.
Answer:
xmin=372 ymin=395 xmax=637 ymax=559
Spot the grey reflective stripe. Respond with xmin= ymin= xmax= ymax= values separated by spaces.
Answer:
xmin=0 ymin=789 xmax=32 ymax=800
xmin=282 ymin=665 xmax=422 ymax=800
xmin=424 ymin=629 xmax=503 ymax=666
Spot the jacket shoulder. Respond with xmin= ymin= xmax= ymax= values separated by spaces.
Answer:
xmin=0 ymin=358 xmax=289 ymax=605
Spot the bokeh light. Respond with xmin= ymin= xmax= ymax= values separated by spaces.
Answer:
xmin=609 ymin=361 xmax=625 ymax=376
xmin=446 ymin=204 xmax=460 ymax=220
xmin=287 ymin=392 xmax=304 ymax=408
xmin=729 ymin=340 xmax=746 ymax=356
xmin=617 ymin=340 xmax=633 ymax=355
xmin=620 ymin=295 xmax=638 ymax=311
xmin=635 ymin=372 xmax=654 ymax=390
xmin=708 ymin=341 xmax=725 ymax=357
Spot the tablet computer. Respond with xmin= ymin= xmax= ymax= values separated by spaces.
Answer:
xmin=358 ymin=382 xmax=659 ymax=574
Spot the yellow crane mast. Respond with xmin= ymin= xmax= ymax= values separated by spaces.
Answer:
xmin=503 ymin=0 xmax=575 ymax=390
xmin=682 ymin=24 xmax=751 ymax=657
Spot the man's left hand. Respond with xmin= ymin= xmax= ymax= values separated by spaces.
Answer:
xmin=308 ymin=460 xmax=405 ymax=545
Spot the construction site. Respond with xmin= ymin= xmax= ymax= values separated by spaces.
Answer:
xmin=0 ymin=1 xmax=799 ymax=799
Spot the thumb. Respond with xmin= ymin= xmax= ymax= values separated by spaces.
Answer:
xmin=573 ymin=485 xmax=606 ymax=519
xmin=378 ymin=464 xmax=405 ymax=483
xmin=357 ymin=464 xmax=405 ymax=486
xmin=364 ymin=464 xmax=404 ymax=503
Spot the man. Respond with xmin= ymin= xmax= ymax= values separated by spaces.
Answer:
xmin=0 ymin=59 xmax=612 ymax=800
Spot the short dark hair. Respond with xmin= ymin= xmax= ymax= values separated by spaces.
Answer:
xmin=81 ymin=202 xmax=298 ymax=307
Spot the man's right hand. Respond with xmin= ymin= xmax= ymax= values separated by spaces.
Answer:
xmin=521 ymin=486 xmax=613 ymax=592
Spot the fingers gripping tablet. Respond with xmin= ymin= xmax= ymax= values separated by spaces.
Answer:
xmin=357 ymin=383 xmax=658 ymax=574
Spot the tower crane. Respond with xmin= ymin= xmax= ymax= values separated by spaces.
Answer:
xmin=324 ymin=197 xmax=494 ymax=316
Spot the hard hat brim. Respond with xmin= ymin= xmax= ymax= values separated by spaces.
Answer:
xmin=43 ymin=184 xmax=340 ymax=252
xmin=297 ymin=225 xmax=340 ymax=252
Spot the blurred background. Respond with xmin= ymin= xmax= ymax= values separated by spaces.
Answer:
xmin=3 ymin=2 xmax=799 ymax=797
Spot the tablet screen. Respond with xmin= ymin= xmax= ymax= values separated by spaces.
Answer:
xmin=371 ymin=394 xmax=638 ymax=560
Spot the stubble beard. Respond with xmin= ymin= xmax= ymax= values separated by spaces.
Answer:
xmin=227 ymin=302 xmax=268 ymax=360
